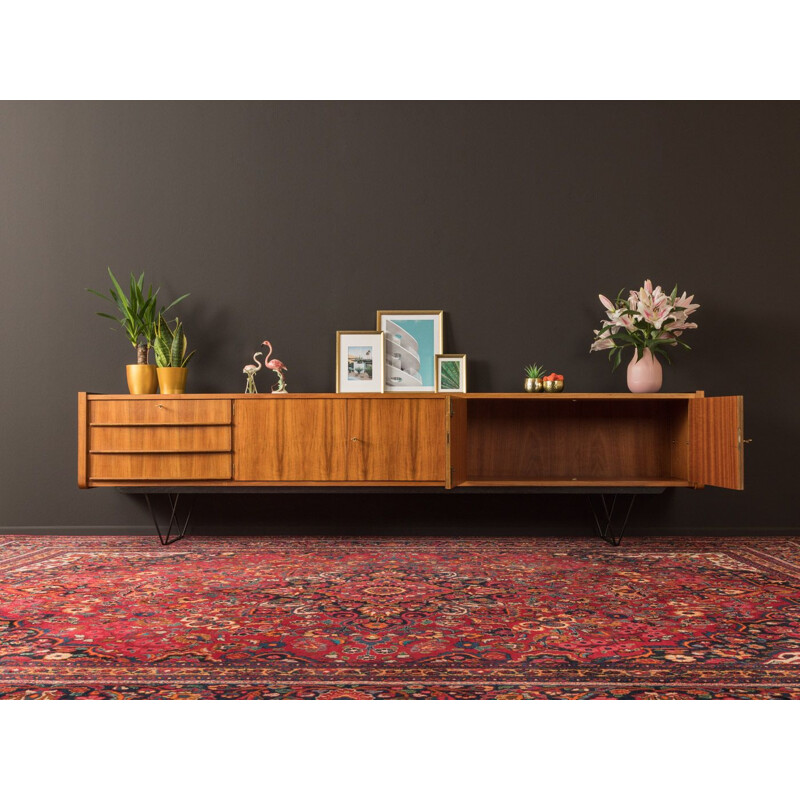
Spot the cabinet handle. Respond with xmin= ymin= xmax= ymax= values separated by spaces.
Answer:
xmin=351 ymin=437 xmax=360 ymax=442
xmin=157 ymin=404 xmax=165 ymax=409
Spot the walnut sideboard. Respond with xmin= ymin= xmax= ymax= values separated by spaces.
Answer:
xmin=77 ymin=392 xmax=744 ymax=545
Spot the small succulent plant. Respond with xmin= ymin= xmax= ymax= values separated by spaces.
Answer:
xmin=524 ymin=363 xmax=546 ymax=380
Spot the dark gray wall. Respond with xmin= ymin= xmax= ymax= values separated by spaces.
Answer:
xmin=1 ymin=101 xmax=798 ymax=535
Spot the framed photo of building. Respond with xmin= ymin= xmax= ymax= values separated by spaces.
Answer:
xmin=435 ymin=354 xmax=467 ymax=393
xmin=336 ymin=331 xmax=385 ymax=393
xmin=376 ymin=310 xmax=444 ymax=392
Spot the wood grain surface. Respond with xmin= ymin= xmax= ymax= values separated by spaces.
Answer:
xmin=464 ymin=399 xmax=687 ymax=483
xmin=77 ymin=393 xmax=742 ymax=490
xmin=234 ymin=398 xmax=348 ymax=481
xmin=447 ymin=396 xmax=468 ymax=488
xmin=690 ymin=395 xmax=744 ymax=490
xmin=89 ymin=453 xmax=232 ymax=481
xmin=90 ymin=425 xmax=231 ymax=453
xmin=346 ymin=398 xmax=446 ymax=482
xmin=90 ymin=398 xmax=231 ymax=425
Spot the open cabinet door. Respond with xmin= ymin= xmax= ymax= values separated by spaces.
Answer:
xmin=446 ymin=396 xmax=468 ymax=488
xmin=689 ymin=395 xmax=744 ymax=490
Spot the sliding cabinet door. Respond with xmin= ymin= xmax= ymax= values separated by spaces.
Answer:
xmin=346 ymin=398 xmax=446 ymax=482
xmin=234 ymin=399 xmax=347 ymax=481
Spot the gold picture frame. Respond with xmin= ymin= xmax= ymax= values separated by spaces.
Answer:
xmin=435 ymin=354 xmax=467 ymax=393
xmin=336 ymin=331 xmax=385 ymax=393
xmin=376 ymin=310 xmax=444 ymax=392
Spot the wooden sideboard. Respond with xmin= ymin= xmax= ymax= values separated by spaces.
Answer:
xmin=78 ymin=391 xmax=743 ymax=490
xmin=78 ymin=391 xmax=743 ymax=546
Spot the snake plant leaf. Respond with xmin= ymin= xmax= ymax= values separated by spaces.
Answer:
xmin=153 ymin=316 xmax=174 ymax=365
xmin=163 ymin=326 xmax=174 ymax=354
xmin=170 ymin=321 xmax=184 ymax=367
xmin=182 ymin=349 xmax=196 ymax=367
xmin=159 ymin=315 xmax=174 ymax=349
xmin=153 ymin=337 xmax=170 ymax=368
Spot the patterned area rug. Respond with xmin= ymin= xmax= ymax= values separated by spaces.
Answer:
xmin=1 ymin=535 xmax=799 ymax=699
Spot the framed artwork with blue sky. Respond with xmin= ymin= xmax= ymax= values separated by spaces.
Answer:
xmin=336 ymin=330 xmax=385 ymax=393
xmin=377 ymin=310 xmax=444 ymax=392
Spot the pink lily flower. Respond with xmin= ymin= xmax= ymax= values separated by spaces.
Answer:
xmin=591 ymin=278 xmax=699 ymax=357
xmin=599 ymin=294 xmax=616 ymax=312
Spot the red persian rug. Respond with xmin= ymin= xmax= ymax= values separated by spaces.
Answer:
xmin=1 ymin=535 xmax=799 ymax=699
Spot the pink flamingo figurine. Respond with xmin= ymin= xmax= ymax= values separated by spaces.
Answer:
xmin=262 ymin=340 xmax=288 ymax=393
xmin=242 ymin=351 xmax=263 ymax=393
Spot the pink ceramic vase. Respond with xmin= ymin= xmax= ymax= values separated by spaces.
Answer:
xmin=627 ymin=348 xmax=662 ymax=393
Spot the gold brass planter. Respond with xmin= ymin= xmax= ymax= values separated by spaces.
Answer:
xmin=126 ymin=364 xmax=158 ymax=395
xmin=524 ymin=377 xmax=544 ymax=393
xmin=543 ymin=379 xmax=564 ymax=393
xmin=157 ymin=367 xmax=188 ymax=395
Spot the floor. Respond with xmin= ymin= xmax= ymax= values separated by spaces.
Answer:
xmin=1 ymin=534 xmax=799 ymax=698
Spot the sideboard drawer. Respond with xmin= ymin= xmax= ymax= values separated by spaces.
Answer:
xmin=90 ymin=425 xmax=231 ymax=453
xmin=89 ymin=453 xmax=232 ymax=481
xmin=90 ymin=399 xmax=231 ymax=425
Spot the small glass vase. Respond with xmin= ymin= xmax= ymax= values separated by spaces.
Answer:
xmin=627 ymin=349 xmax=662 ymax=393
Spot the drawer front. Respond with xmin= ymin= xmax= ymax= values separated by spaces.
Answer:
xmin=90 ymin=399 xmax=231 ymax=425
xmin=90 ymin=425 xmax=231 ymax=453
xmin=90 ymin=453 xmax=232 ymax=481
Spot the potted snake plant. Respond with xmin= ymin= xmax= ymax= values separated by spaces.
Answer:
xmin=88 ymin=269 xmax=188 ymax=394
xmin=154 ymin=315 xmax=196 ymax=394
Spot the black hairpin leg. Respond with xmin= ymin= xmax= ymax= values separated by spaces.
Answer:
xmin=144 ymin=493 xmax=193 ymax=546
xmin=587 ymin=494 xmax=636 ymax=547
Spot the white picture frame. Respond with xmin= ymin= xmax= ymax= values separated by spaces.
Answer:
xmin=336 ymin=331 xmax=385 ymax=393
xmin=376 ymin=310 xmax=444 ymax=393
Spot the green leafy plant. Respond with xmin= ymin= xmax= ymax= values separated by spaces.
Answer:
xmin=88 ymin=269 xmax=189 ymax=364
xmin=153 ymin=316 xmax=196 ymax=368
xmin=524 ymin=364 xmax=546 ymax=379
